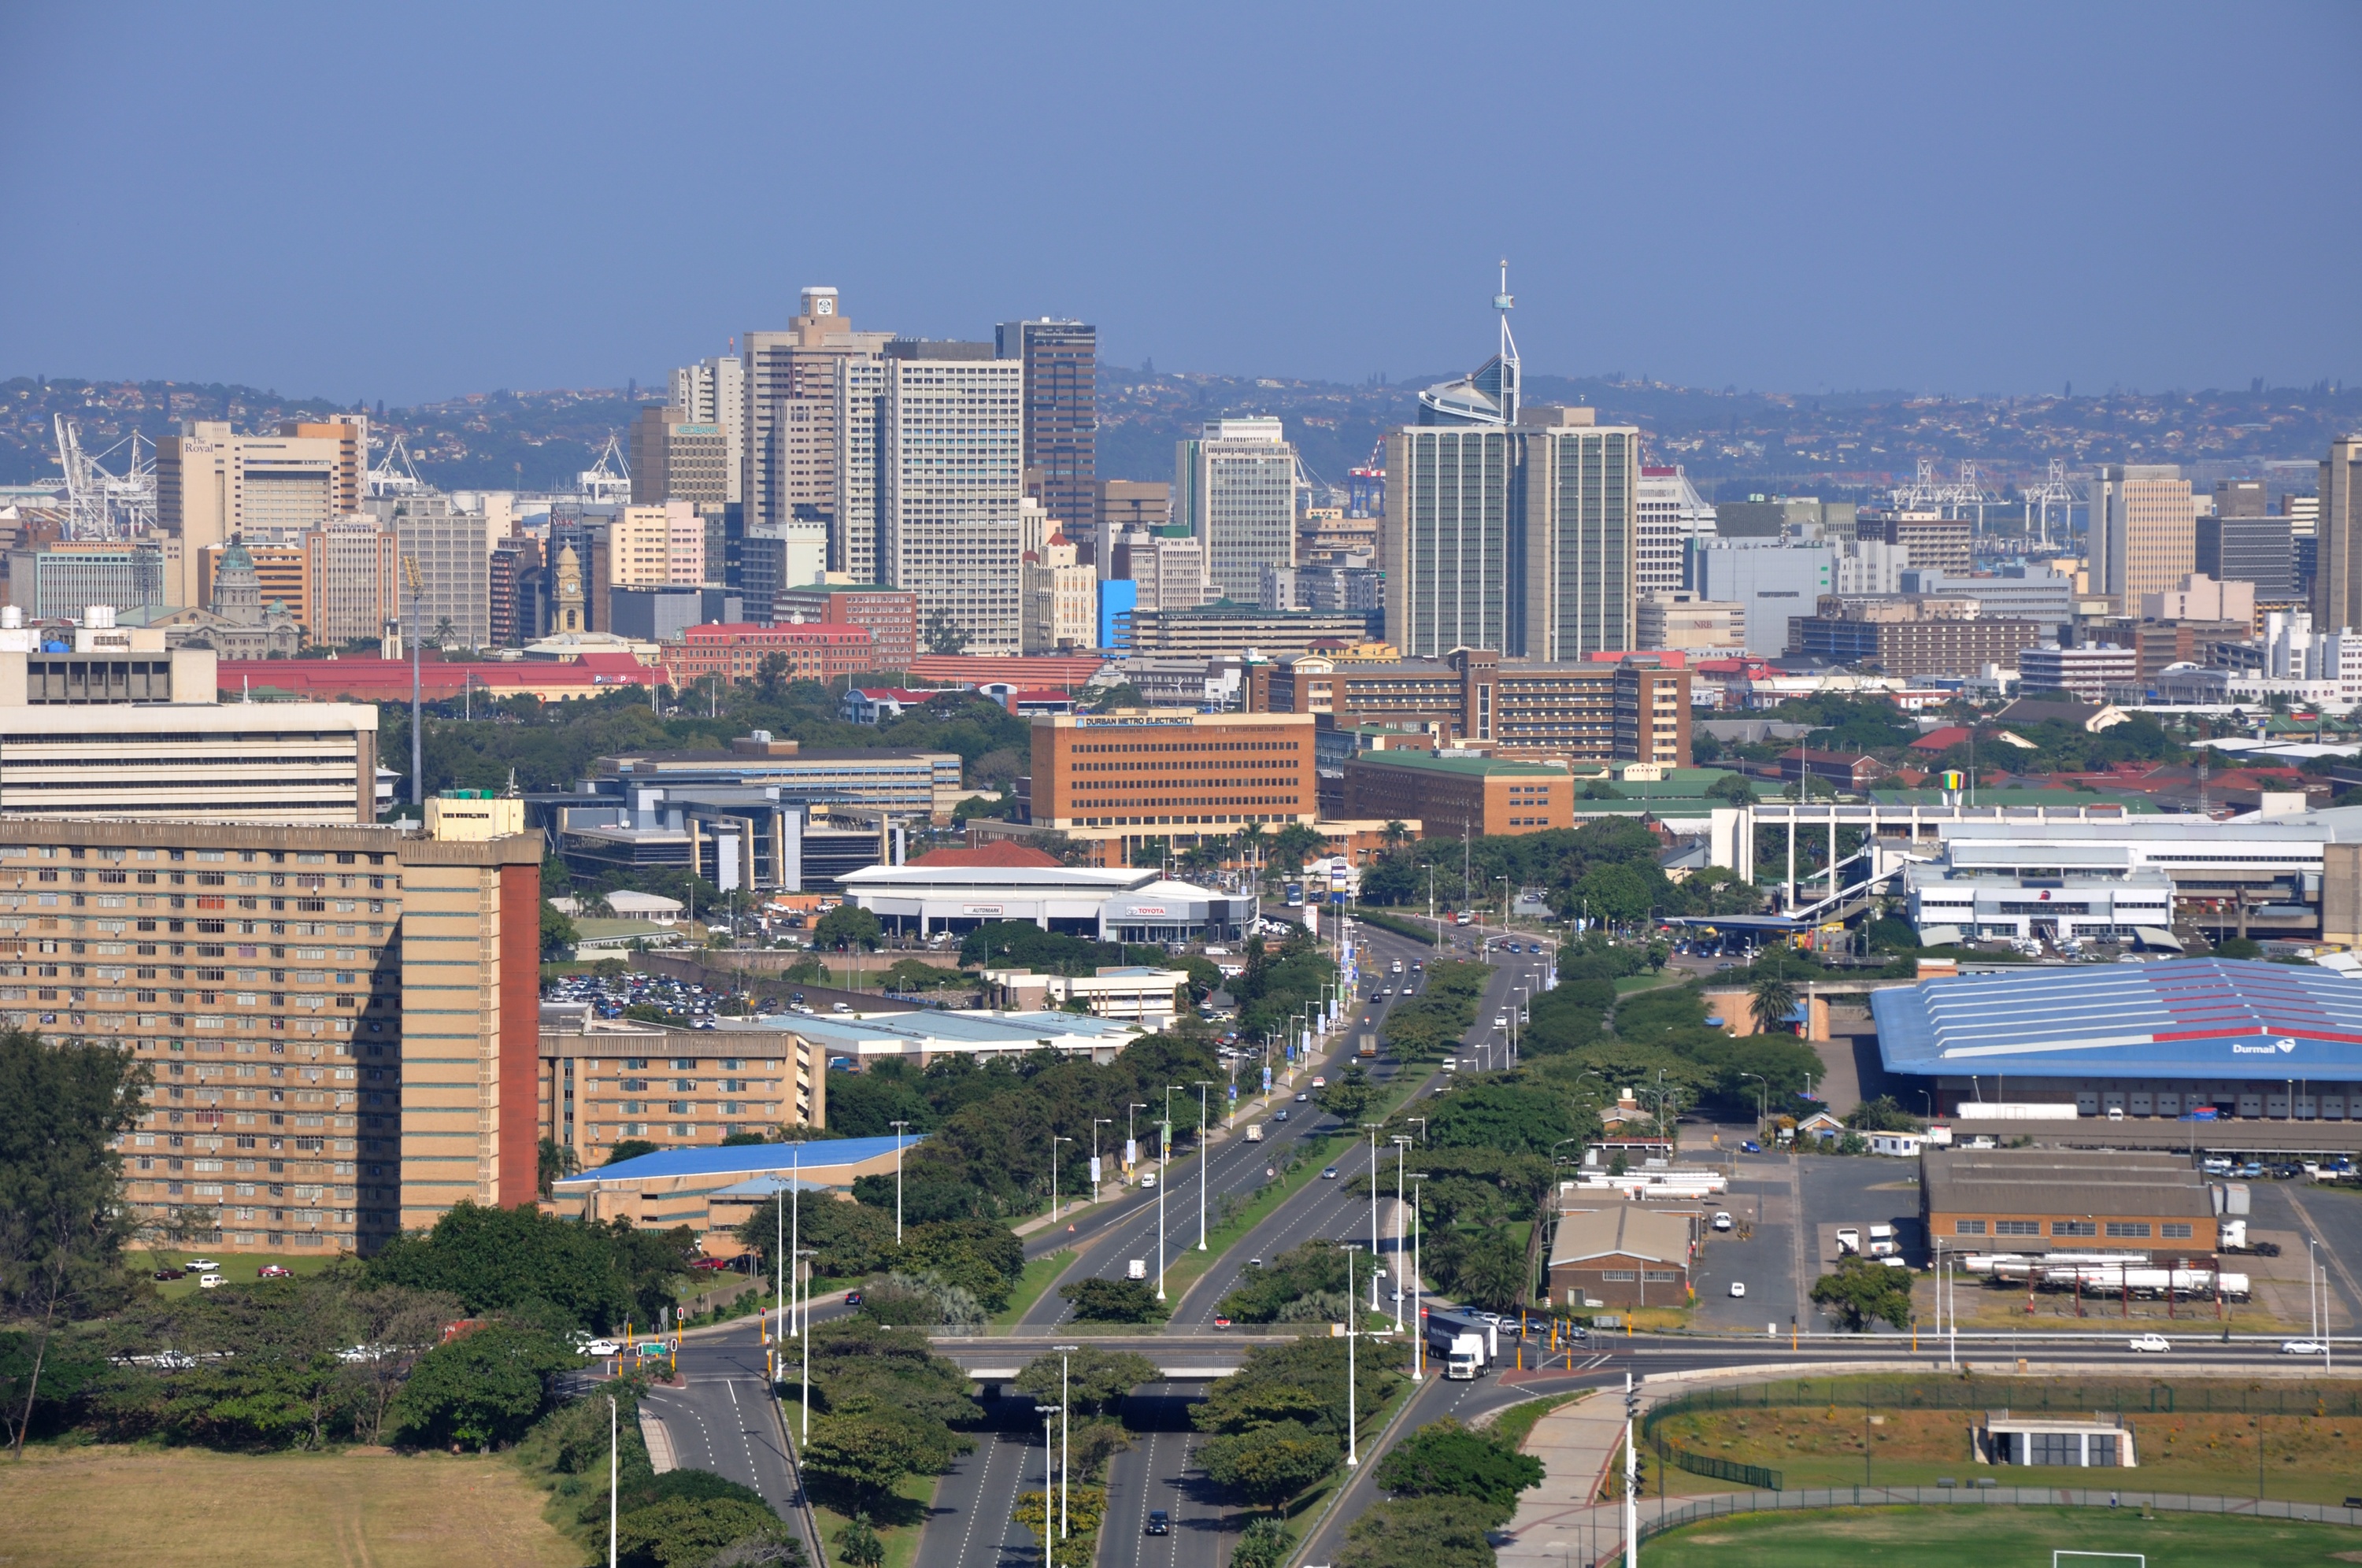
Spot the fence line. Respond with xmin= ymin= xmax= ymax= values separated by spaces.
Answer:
xmin=1621 ymin=1485 xmax=2362 ymax=1554
xmin=1642 ymin=1376 xmax=2362 ymax=1440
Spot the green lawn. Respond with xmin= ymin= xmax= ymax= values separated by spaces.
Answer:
xmin=991 ymin=1248 xmax=1075 ymax=1328
xmin=138 ymin=1247 xmax=341 ymax=1298
xmin=808 ymin=1470 xmax=934 ymax=1568
xmin=1642 ymin=1505 xmax=2362 ymax=1566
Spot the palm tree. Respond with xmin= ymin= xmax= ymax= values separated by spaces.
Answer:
xmin=1382 ymin=820 xmax=1409 ymax=849
xmin=1749 ymin=974 xmax=1801 ymax=1036
xmin=430 ymin=616 xmax=457 ymax=650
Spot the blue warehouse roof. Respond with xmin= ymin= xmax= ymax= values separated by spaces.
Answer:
xmin=1871 ymin=958 xmax=2362 ymax=1082
xmin=552 ymin=1133 xmax=922 ymax=1190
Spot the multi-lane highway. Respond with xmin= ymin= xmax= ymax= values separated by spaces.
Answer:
xmin=659 ymin=917 xmax=1563 ymax=1568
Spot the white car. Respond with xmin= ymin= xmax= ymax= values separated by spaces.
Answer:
xmin=2280 ymin=1339 xmax=2327 ymax=1355
xmin=198 ymin=1274 xmax=224 ymax=1289
xmin=1728 ymin=1281 xmax=1747 ymax=1298
xmin=2127 ymin=1333 xmax=2171 ymax=1353
xmin=1712 ymin=1211 xmax=1734 ymax=1231
xmin=580 ymin=1338 xmax=623 ymax=1358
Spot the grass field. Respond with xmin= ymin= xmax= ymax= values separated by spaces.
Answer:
xmin=0 ymin=1444 xmax=577 ymax=1568
xmin=1654 ymin=1405 xmax=2362 ymax=1506
xmin=809 ymin=1469 xmax=933 ymax=1568
xmin=136 ymin=1248 xmax=342 ymax=1299
xmin=991 ymin=1248 xmax=1074 ymax=1328
xmin=1641 ymin=1504 xmax=2362 ymax=1566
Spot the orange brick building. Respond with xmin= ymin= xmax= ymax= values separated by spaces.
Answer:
xmin=1027 ymin=711 xmax=1317 ymax=867
xmin=663 ymin=623 xmax=877 ymax=686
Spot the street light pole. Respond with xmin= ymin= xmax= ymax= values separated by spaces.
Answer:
xmin=1410 ymin=1179 xmax=1423 ymax=1381
xmin=888 ymin=1120 xmax=908 ymax=1244
xmin=1342 ymin=1241 xmax=1361 ymax=1466
xmin=1364 ymin=1122 xmax=1383 ymax=1312
xmin=1391 ymin=1134 xmax=1412 ymax=1332
xmin=1157 ymin=1085 xmax=1176 ymax=1300
xmin=1194 ymin=1082 xmax=1212 ymax=1249
xmin=1051 ymin=1134 xmax=1073 ymax=1222
xmin=1127 ymin=1102 xmax=1146 ymax=1182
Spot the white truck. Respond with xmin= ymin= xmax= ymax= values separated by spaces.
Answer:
xmin=1245 ymin=1123 xmax=1264 ymax=1143
xmin=1835 ymin=1227 xmax=1862 ymax=1256
xmin=1868 ymin=1223 xmax=1897 ymax=1258
xmin=1423 ymin=1308 xmax=1498 ymax=1380
xmin=1126 ymin=1259 xmax=1148 ymax=1281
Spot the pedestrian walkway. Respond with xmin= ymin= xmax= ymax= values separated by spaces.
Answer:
xmin=1493 ymin=1386 xmax=1633 ymax=1568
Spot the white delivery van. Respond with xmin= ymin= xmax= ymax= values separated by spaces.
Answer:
xmin=1246 ymin=1123 xmax=1265 ymax=1142
xmin=1126 ymin=1259 xmax=1147 ymax=1281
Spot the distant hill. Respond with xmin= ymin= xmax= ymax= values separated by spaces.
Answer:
xmin=7 ymin=368 xmax=2353 ymax=505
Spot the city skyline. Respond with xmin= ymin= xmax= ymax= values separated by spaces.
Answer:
xmin=2 ymin=3 xmax=2356 ymax=405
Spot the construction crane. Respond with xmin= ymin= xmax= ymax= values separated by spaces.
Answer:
xmin=52 ymin=416 xmax=158 ymax=541
xmin=1346 ymin=438 xmax=1386 ymax=520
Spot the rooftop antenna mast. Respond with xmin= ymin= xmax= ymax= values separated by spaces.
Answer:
xmin=1493 ymin=258 xmax=1520 ymax=423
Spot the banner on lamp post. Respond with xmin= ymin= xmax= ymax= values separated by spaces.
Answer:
xmin=1089 ymin=1156 xmax=1102 ymax=1185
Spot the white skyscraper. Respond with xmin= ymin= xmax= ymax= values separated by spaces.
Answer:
xmin=1636 ymin=464 xmax=1715 ymax=595
xmin=1175 ymin=418 xmax=1298 ymax=604
xmin=880 ymin=342 xmax=1024 ymax=653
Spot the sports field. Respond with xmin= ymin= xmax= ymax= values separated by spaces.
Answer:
xmin=1 ymin=1444 xmax=578 ymax=1568
xmin=1642 ymin=1504 xmax=2362 ymax=1566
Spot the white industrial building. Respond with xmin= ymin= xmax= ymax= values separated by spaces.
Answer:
xmin=1902 ymin=863 xmax=2178 ymax=945
xmin=837 ymin=858 xmax=1254 ymax=942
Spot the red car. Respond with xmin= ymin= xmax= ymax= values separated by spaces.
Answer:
xmin=257 ymin=1265 xmax=292 ymax=1279
xmin=691 ymin=1257 xmax=732 ymax=1271
xmin=1212 ymin=1316 xmax=1232 ymax=1329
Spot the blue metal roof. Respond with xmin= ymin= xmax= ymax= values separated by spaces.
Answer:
xmin=1871 ymin=958 xmax=2362 ymax=1082
xmin=553 ymin=1133 xmax=921 ymax=1189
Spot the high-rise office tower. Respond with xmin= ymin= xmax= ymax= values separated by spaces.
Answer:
xmin=879 ymin=341 xmax=1024 ymax=653
xmin=2196 ymin=496 xmax=2294 ymax=601
xmin=1098 ymin=480 xmax=1170 ymax=578
xmin=1385 ymin=424 xmax=1517 ymax=657
xmin=2090 ymin=463 xmax=2194 ymax=606
xmin=630 ymin=405 xmax=729 ymax=511
xmin=1637 ymin=464 xmax=1715 ymax=595
xmin=830 ymin=351 xmax=891 ymax=583
xmin=743 ymin=289 xmax=894 ymax=552
xmin=669 ymin=354 xmax=744 ymax=504
xmin=1386 ymin=278 xmax=1638 ymax=660
xmin=2317 ymin=436 xmax=2362 ymax=631
xmin=302 ymin=514 xmax=400 ymax=648
xmin=156 ymin=420 xmax=365 ymax=609
xmin=1175 ymin=418 xmax=1298 ymax=604
xmin=366 ymin=490 xmax=500 ymax=650
xmin=997 ymin=320 xmax=1098 ymax=564
xmin=1520 ymin=408 xmax=1638 ymax=660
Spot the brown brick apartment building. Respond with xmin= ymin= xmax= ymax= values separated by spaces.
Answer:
xmin=1250 ymin=649 xmax=1690 ymax=766
xmin=539 ymin=1011 xmax=829 ymax=1169
xmin=771 ymin=583 xmax=920 ymax=671
xmin=1026 ymin=710 xmax=1318 ymax=867
xmin=0 ymin=797 xmax=542 ymax=1257
xmin=1342 ymin=750 xmax=1572 ymax=838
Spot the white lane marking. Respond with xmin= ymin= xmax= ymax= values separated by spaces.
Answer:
xmin=943 ymin=1419 xmax=1003 ymax=1568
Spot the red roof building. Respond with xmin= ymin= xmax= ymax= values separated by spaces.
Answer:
xmin=664 ymin=623 xmax=877 ymax=686
xmin=217 ymin=655 xmax=659 ymax=703
xmin=1908 ymin=725 xmax=1976 ymax=753
xmin=909 ymin=653 xmax=1113 ymax=689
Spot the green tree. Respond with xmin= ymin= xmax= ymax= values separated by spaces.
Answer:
xmin=1231 ymin=1518 xmax=1294 ymax=1568
xmin=537 ymin=1135 xmax=580 ymax=1197
xmin=1420 ymin=1081 xmax=1579 ymax=1157
xmin=0 ymin=1030 xmax=147 ymax=1457
xmin=1748 ymin=974 xmax=1801 ymax=1035
xmin=802 ymin=1406 xmax=970 ymax=1507
xmin=922 ymin=610 xmax=968 ymax=656
xmin=753 ymin=653 xmax=793 ymax=701
xmin=1199 ymin=1419 xmax=1341 ymax=1511
xmin=364 ymin=1200 xmax=694 ymax=1331
xmin=616 ymin=1495 xmax=798 ymax=1568
xmin=1439 ymin=1232 xmax=1531 ymax=1311
xmin=605 ymin=1139 xmax=661 ymax=1167
xmin=814 ymin=904 xmax=883 ymax=952
xmin=1809 ymin=1254 xmax=1913 ymax=1333
xmin=833 ymin=1512 xmax=885 ymax=1568
xmin=1316 ymin=1063 xmax=1374 ymax=1122
xmin=1705 ymin=772 xmax=1757 ymax=806
xmin=1842 ymin=1095 xmax=1923 ymax=1133
xmin=1057 ymin=1278 xmax=1168 ymax=1322
xmin=386 ymin=1322 xmax=576 ymax=1448
xmin=1371 ymin=1418 xmax=1543 ymax=1522
xmin=1013 ymin=1347 xmax=1160 ymax=1417
xmin=540 ymin=899 xmax=579 ymax=956
xmin=1335 ymin=1495 xmax=1500 ymax=1568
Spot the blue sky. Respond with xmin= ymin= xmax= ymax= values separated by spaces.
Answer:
xmin=2 ymin=2 xmax=2354 ymax=405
